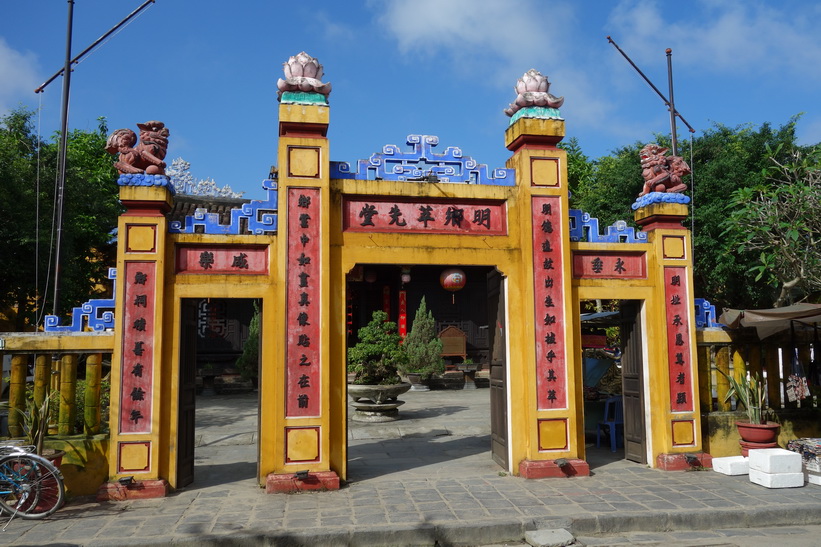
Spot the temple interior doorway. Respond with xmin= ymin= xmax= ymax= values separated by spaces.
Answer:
xmin=178 ymin=298 xmax=260 ymax=488
xmin=579 ymin=299 xmax=648 ymax=469
xmin=345 ymin=264 xmax=506 ymax=479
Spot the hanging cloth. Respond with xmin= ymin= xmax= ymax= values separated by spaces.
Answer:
xmin=786 ymin=321 xmax=811 ymax=402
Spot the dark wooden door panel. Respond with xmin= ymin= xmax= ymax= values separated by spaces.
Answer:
xmin=621 ymin=301 xmax=647 ymax=465
xmin=177 ymin=299 xmax=197 ymax=487
xmin=488 ymin=270 xmax=508 ymax=469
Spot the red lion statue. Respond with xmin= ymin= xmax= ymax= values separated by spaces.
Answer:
xmin=639 ymin=144 xmax=690 ymax=196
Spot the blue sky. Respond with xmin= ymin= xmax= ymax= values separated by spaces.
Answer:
xmin=2 ymin=0 xmax=820 ymax=198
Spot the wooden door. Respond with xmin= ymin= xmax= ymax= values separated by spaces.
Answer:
xmin=621 ymin=300 xmax=647 ymax=464
xmin=487 ymin=270 xmax=508 ymax=469
xmin=177 ymin=299 xmax=197 ymax=487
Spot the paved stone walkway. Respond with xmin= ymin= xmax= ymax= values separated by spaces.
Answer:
xmin=3 ymin=389 xmax=821 ymax=545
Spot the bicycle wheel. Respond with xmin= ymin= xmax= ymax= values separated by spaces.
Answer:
xmin=0 ymin=453 xmax=65 ymax=519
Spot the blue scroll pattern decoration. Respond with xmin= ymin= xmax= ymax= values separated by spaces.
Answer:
xmin=694 ymin=298 xmax=723 ymax=328
xmin=169 ymin=179 xmax=278 ymax=235
xmin=568 ymin=209 xmax=647 ymax=243
xmin=631 ymin=191 xmax=690 ymax=210
xmin=117 ymin=173 xmax=176 ymax=195
xmin=44 ymin=268 xmax=117 ymax=332
xmin=329 ymin=134 xmax=514 ymax=185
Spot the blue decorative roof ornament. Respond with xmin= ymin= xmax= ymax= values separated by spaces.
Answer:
xmin=329 ymin=134 xmax=514 ymax=185
xmin=44 ymin=268 xmax=117 ymax=332
xmin=569 ymin=209 xmax=648 ymax=243
xmin=117 ymin=173 xmax=176 ymax=195
xmin=631 ymin=191 xmax=691 ymax=211
xmin=169 ymin=179 xmax=278 ymax=235
xmin=504 ymin=69 xmax=564 ymax=126
xmin=695 ymin=298 xmax=724 ymax=328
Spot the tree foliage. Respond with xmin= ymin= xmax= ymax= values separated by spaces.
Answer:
xmin=0 ymin=107 xmax=120 ymax=330
xmin=400 ymin=296 xmax=444 ymax=379
xmin=347 ymin=311 xmax=406 ymax=385
xmin=725 ymin=145 xmax=821 ymax=306
xmin=567 ymin=119 xmax=806 ymax=310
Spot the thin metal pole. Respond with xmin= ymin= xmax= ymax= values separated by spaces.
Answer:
xmin=35 ymin=0 xmax=156 ymax=94
xmin=52 ymin=0 xmax=74 ymax=320
xmin=607 ymin=36 xmax=695 ymax=134
xmin=666 ymin=48 xmax=678 ymax=156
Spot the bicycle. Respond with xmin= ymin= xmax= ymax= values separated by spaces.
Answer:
xmin=0 ymin=441 xmax=65 ymax=521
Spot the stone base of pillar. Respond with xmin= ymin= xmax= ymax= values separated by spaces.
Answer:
xmin=97 ymin=479 xmax=169 ymax=501
xmin=656 ymin=452 xmax=713 ymax=471
xmin=265 ymin=471 xmax=340 ymax=493
xmin=519 ymin=458 xmax=590 ymax=478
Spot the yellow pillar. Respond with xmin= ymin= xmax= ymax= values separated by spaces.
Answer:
xmin=504 ymin=115 xmax=588 ymax=477
xmin=264 ymin=89 xmax=339 ymax=492
xmin=84 ymin=353 xmax=103 ymax=434
xmin=58 ymin=354 xmax=77 ymax=435
xmin=106 ymin=179 xmax=173 ymax=489
xmin=8 ymin=354 xmax=28 ymax=438
xmin=33 ymin=353 xmax=51 ymax=407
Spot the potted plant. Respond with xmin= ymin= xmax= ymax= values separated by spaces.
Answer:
xmin=347 ymin=311 xmax=411 ymax=421
xmin=718 ymin=369 xmax=780 ymax=453
xmin=400 ymin=297 xmax=445 ymax=391
xmin=14 ymin=391 xmax=65 ymax=465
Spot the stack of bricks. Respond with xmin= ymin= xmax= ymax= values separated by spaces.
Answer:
xmin=748 ymin=448 xmax=804 ymax=488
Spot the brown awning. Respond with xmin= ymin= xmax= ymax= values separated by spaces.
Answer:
xmin=719 ymin=303 xmax=821 ymax=339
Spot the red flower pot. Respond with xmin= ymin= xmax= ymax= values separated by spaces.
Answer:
xmin=736 ymin=421 xmax=780 ymax=444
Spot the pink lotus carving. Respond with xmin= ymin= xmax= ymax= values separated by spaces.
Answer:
xmin=277 ymin=51 xmax=332 ymax=97
xmin=504 ymin=69 xmax=564 ymax=117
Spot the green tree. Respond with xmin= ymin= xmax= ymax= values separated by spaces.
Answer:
xmin=347 ymin=311 xmax=406 ymax=385
xmin=0 ymin=107 xmax=120 ymax=330
xmin=236 ymin=304 xmax=260 ymax=380
xmin=569 ymin=119 xmax=805 ymax=310
xmin=725 ymin=145 xmax=821 ymax=306
xmin=400 ymin=296 xmax=444 ymax=379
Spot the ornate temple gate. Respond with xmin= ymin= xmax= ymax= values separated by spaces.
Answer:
xmin=101 ymin=54 xmax=708 ymax=496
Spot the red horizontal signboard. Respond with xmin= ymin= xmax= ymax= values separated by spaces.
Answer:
xmin=572 ymin=252 xmax=646 ymax=279
xmin=176 ymin=245 xmax=268 ymax=274
xmin=342 ymin=197 xmax=507 ymax=235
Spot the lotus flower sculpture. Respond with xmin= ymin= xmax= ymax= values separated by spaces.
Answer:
xmin=277 ymin=51 xmax=332 ymax=98
xmin=504 ymin=69 xmax=564 ymax=117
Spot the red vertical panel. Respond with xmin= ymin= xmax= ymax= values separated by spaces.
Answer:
xmin=286 ymin=188 xmax=321 ymax=417
xmin=665 ymin=266 xmax=694 ymax=412
xmin=119 ymin=262 xmax=156 ymax=434
xmin=398 ymin=290 xmax=407 ymax=337
xmin=532 ymin=196 xmax=567 ymax=409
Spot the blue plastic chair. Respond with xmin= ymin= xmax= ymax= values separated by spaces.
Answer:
xmin=596 ymin=396 xmax=624 ymax=452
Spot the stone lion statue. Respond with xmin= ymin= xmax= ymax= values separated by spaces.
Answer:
xmin=106 ymin=121 xmax=170 ymax=176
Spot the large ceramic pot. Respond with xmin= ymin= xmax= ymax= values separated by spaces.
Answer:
xmin=736 ymin=421 xmax=780 ymax=444
xmin=348 ymin=383 xmax=411 ymax=422
xmin=736 ymin=421 xmax=780 ymax=456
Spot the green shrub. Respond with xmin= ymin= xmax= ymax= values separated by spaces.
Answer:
xmin=347 ymin=311 xmax=406 ymax=385
xmin=401 ymin=297 xmax=444 ymax=379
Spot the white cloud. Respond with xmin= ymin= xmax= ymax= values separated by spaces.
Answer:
xmin=608 ymin=0 xmax=821 ymax=82
xmin=373 ymin=0 xmax=575 ymax=75
xmin=0 ymin=38 xmax=40 ymax=115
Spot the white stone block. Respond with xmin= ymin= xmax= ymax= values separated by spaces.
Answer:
xmin=748 ymin=448 xmax=802 ymax=474
xmin=749 ymin=468 xmax=804 ymax=488
xmin=712 ymin=455 xmax=749 ymax=475
xmin=806 ymin=470 xmax=821 ymax=486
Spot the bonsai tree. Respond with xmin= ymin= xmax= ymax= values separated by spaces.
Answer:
xmin=236 ymin=304 xmax=260 ymax=382
xmin=401 ymin=297 xmax=445 ymax=379
xmin=347 ymin=311 xmax=407 ymax=385
xmin=718 ymin=369 xmax=767 ymax=424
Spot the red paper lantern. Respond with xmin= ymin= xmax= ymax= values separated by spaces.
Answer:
xmin=440 ymin=268 xmax=466 ymax=292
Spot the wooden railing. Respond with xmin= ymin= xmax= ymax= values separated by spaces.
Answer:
xmin=696 ymin=327 xmax=819 ymax=414
xmin=1 ymin=332 xmax=114 ymax=437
